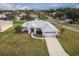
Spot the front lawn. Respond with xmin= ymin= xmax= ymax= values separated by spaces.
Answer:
xmin=0 ymin=33 xmax=48 ymax=56
xmin=0 ymin=21 xmax=48 ymax=56
xmin=52 ymin=21 xmax=79 ymax=56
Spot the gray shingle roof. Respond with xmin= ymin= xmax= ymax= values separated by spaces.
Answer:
xmin=22 ymin=20 xmax=59 ymax=33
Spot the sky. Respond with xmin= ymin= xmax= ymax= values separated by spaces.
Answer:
xmin=0 ymin=3 xmax=79 ymax=10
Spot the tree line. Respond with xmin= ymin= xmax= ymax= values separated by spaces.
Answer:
xmin=43 ymin=8 xmax=79 ymax=24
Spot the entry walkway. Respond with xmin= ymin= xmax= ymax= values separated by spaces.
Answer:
xmin=45 ymin=37 xmax=69 ymax=56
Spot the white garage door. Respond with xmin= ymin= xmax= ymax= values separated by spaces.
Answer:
xmin=43 ymin=32 xmax=57 ymax=37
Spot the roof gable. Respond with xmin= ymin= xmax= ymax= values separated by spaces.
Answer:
xmin=22 ymin=20 xmax=59 ymax=32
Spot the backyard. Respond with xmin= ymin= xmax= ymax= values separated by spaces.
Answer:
xmin=0 ymin=21 xmax=48 ymax=56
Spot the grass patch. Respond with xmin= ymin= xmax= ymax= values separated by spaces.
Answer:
xmin=51 ymin=21 xmax=79 ymax=56
xmin=0 ymin=33 xmax=48 ymax=56
xmin=0 ymin=21 xmax=24 ymax=40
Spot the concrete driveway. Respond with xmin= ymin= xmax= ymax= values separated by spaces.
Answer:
xmin=45 ymin=37 xmax=68 ymax=56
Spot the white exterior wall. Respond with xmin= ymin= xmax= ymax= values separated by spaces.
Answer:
xmin=0 ymin=21 xmax=13 ymax=32
xmin=34 ymin=28 xmax=36 ymax=34
xmin=28 ymin=28 xmax=31 ymax=34
xmin=28 ymin=27 xmax=36 ymax=34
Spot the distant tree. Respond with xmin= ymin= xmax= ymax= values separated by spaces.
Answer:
xmin=21 ymin=15 xmax=34 ymax=21
xmin=66 ymin=10 xmax=79 ymax=23
xmin=37 ymin=12 xmax=48 ymax=20
xmin=43 ymin=8 xmax=79 ymax=24
xmin=4 ymin=14 xmax=16 ymax=21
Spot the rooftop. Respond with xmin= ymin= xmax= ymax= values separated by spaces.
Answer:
xmin=22 ymin=20 xmax=59 ymax=32
xmin=0 ymin=20 xmax=12 ymax=26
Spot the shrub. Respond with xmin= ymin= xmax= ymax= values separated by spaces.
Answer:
xmin=36 ymin=28 xmax=42 ymax=35
xmin=15 ymin=26 xmax=23 ymax=33
xmin=60 ymin=28 xmax=65 ymax=35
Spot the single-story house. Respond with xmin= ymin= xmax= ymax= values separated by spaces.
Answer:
xmin=15 ymin=13 xmax=26 ymax=21
xmin=22 ymin=20 xmax=59 ymax=37
xmin=0 ymin=20 xmax=13 ymax=32
xmin=0 ymin=14 xmax=6 ymax=18
xmin=15 ymin=16 xmax=21 ymax=21
xmin=30 ymin=14 xmax=38 ymax=20
xmin=59 ymin=19 xmax=72 ymax=24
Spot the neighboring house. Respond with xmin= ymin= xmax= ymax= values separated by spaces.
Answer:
xmin=19 ymin=13 xmax=26 ymax=17
xmin=3 ymin=12 xmax=12 ymax=15
xmin=30 ymin=14 xmax=38 ymax=20
xmin=59 ymin=19 xmax=72 ymax=24
xmin=52 ymin=12 xmax=56 ymax=16
xmin=0 ymin=20 xmax=13 ymax=32
xmin=22 ymin=20 xmax=59 ymax=37
xmin=49 ymin=12 xmax=56 ymax=16
xmin=16 ymin=16 xmax=21 ymax=21
xmin=0 ymin=14 xmax=6 ymax=19
xmin=16 ymin=13 xmax=26 ymax=21
xmin=3 ymin=16 xmax=12 ymax=20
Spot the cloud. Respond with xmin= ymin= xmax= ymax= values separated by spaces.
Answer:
xmin=50 ymin=4 xmax=59 ymax=7
xmin=0 ymin=3 xmax=16 ymax=10
xmin=19 ymin=6 xmax=31 ymax=10
xmin=0 ymin=3 xmax=78 ymax=10
xmin=0 ymin=3 xmax=31 ymax=10
xmin=15 ymin=5 xmax=22 ymax=9
xmin=75 ymin=4 xmax=79 ymax=8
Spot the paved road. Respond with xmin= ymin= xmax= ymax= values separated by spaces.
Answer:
xmin=45 ymin=37 xmax=68 ymax=56
xmin=46 ymin=16 xmax=79 ymax=32
xmin=63 ymin=25 xmax=79 ymax=32
xmin=53 ymin=21 xmax=79 ymax=32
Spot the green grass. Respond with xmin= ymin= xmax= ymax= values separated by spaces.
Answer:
xmin=0 ymin=21 xmax=24 ymax=40
xmin=0 ymin=21 xmax=48 ymax=56
xmin=0 ymin=33 xmax=48 ymax=56
xmin=51 ymin=21 xmax=79 ymax=56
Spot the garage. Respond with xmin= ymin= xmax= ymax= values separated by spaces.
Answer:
xmin=43 ymin=32 xmax=58 ymax=37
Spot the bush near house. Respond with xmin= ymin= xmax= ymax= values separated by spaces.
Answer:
xmin=36 ymin=28 xmax=42 ymax=36
xmin=60 ymin=28 xmax=65 ymax=35
xmin=15 ymin=25 xmax=23 ymax=33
